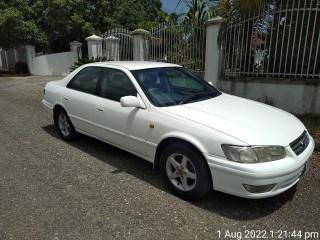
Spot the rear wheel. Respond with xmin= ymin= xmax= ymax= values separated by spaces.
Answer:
xmin=160 ymin=142 xmax=211 ymax=200
xmin=55 ymin=108 xmax=77 ymax=141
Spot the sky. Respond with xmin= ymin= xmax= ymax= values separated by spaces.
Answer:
xmin=160 ymin=0 xmax=221 ymax=14
xmin=160 ymin=0 xmax=188 ymax=14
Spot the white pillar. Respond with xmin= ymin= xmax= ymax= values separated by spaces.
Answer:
xmin=204 ymin=17 xmax=225 ymax=86
xmin=132 ymin=29 xmax=150 ymax=61
xmin=25 ymin=45 xmax=36 ymax=74
xmin=103 ymin=36 xmax=120 ymax=61
xmin=69 ymin=41 xmax=82 ymax=59
xmin=85 ymin=34 xmax=102 ymax=59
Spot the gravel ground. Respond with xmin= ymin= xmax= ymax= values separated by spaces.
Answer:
xmin=0 ymin=75 xmax=319 ymax=240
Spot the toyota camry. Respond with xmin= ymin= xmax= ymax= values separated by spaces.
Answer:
xmin=42 ymin=61 xmax=315 ymax=200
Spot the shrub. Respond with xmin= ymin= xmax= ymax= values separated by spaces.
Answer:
xmin=15 ymin=62 xmax=29 ymax=74
xmin=69 ymin=56 xmax=109 ymax=72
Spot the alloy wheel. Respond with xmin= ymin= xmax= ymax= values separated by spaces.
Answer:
xmin=165 ymin=153 xmax=197 ymax=192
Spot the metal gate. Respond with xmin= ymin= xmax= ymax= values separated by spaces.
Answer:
xmin=102 ymin=28 xmax=133 ymax=61
xmin=224 ymin=0 xmax=320 ymax=79
xmin=103 ymin=21 xmax=206 ymax=77
xmin=147 ymin=20 xmax=206 ymax=77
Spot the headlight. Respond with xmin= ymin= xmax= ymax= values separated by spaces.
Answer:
xmin=221 ymin=145 xmax=286 ymax=163
xmin=253 ymin=146 xmax=286 ymax=162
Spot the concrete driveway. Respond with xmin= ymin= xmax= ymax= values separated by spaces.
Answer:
xmin=0 ymin=76 xmax=319 ymax=240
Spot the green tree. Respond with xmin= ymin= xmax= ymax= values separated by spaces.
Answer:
xmin=30 ymin=0 xmax=95 ymax=53
xmin=220 ymin=0 xmax=276 ymax=18
xmin=98 ymin=0 xmax=162 ymax=30
xmin=0 ymin=1 xmax=47 ymax=49
xmin=0 ymin=0 xmax=162 ymax=53
xmin=185 ymin=0 xmax=213 ymax=26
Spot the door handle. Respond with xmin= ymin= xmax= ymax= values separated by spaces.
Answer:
xmin=96 ymin=107 xmax=103 ymax=112
xmin=63 ymin=96 xmax=69 ymax=101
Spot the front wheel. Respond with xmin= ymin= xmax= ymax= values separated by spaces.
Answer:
xmin=55 ymin=109 xmax=77 ymax=141
xmin=160 ymin=142 xmax=212 ymax=200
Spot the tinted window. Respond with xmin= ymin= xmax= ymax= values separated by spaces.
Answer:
xmin=166 ymin=69 xmax=204 ymax=90
xmin=99 ymin=68 xmax=137 ymax=102
xmin=131 ymin=67 xmax=221 ymax=107
xmin=67 ymin=67 xmax=101 ymax=94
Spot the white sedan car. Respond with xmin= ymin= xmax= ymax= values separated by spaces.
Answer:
xmin=42 ymin=61 xmax=315 ymax=200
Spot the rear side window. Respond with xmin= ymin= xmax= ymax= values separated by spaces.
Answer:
xmin=67 ymin=67 xmax=101 ymax=94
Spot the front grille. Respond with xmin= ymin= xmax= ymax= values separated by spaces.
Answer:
xmin=290 ymin=130 xmax=310 ymax=156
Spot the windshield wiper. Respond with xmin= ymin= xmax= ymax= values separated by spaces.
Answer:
xmin=179 ymin=93 xmax=212 ymax=105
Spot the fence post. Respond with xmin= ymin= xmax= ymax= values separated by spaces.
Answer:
xmin=204 ymin=17 xmax=225 ymax=86
xmin=0 ymin=49 xmax=8 ymax=70
xmin=0 ymin=49 xmax=3 ymax=69
xmin=132 ymin=29 xmax=150 ymax=61
xmin=25 ymin=45 xmax=36 ymax=74
xmin=103 ymin=36 xmax=120 ymax=61
xmin=69 ymin=41 xmax=82 ymax=60
xmin=85 ymin=34 xmax=102 ymax=59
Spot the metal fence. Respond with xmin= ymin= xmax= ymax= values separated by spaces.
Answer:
xmin=223 ymin=0 xmax=320 ymax=79
xmin=147 ymin=20 xmax=206 ymax=77
xmin=103 ymin=21 xmax=206 ymax=77
xmin=102 ymin=28 xmax=133 ymax=61
xmin=0 ymin=46 xmax=27 ymax=72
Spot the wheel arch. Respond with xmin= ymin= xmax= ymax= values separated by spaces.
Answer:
xmin=155 ymin=137 xmax=214 ymax=197
xmin=53 ymin=104 xmax=66 ymax=126
xmin=154 ymin=137 xmax=212 ymax=181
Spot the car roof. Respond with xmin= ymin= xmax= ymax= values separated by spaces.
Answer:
xmin=88 ymin=61 xmax=181 ymax=70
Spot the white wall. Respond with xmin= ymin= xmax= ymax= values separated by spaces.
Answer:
xmin=218 ymin=78 xmax=320 ymax=115
xmin=32 ymin=52 xmax=78 ymax=76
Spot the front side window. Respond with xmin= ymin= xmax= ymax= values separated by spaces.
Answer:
xmin=67 ymin=67 xmax=101 ymax=94
xmin=99 ymin=68 xmax=137 ymax=102
xmin=131 ymin=67 xmax=221 ymax=107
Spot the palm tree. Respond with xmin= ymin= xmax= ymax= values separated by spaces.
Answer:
xmin=185 ymin=0 xmax=211 ymax=26
xmin=171 ymin=0 xmax=215 ymax=25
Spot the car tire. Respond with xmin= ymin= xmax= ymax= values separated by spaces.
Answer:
xmin=160 ymin=142 xmax=211 ymax=200
xmin=55 ymin=109 xmax=77 ymax=141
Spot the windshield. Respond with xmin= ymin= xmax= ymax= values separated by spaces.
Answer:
xmin=131 ymin=67 xmax=221 ymax=107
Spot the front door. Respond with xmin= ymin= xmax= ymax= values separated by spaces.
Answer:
xmin=93 ymin=68 xmax=148 ymax=156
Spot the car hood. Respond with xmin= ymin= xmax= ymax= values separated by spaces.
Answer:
xmin=161 ymin=93 xmax=305 ymax=146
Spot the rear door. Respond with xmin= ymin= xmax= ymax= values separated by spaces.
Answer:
xmin=63 ymin=66 xmax=101 ymax=135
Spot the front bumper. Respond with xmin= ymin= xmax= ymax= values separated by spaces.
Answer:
xmin=205 ymin=136 xmax=315 ymax=199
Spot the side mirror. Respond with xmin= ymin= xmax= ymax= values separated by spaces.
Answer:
xmin=120 ymin=96 xmax=142 ymax=108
